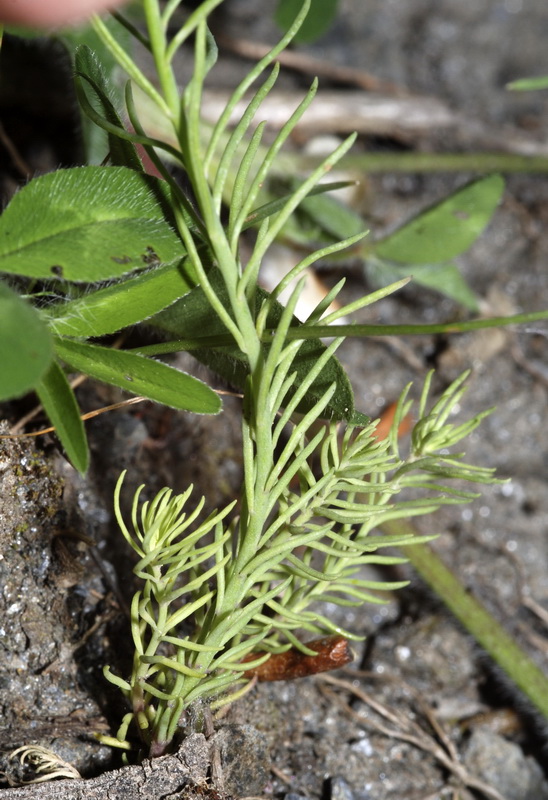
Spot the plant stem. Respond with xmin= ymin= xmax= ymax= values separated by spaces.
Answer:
xmin=267 ymin=309 xmax=548 ymax=340
xmin=382 ymin=519 xmax=548 ymax=720
xmin=142 ymin=0 xmax=180 ymax=118
xmin=135 ymin=303 xmax=548 ymax=357
xmin=91 ymin=14 xmax=170 ymax=117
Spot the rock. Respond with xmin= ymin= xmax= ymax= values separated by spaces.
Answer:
xmin=209 ymin=723 xmax=270 ymax=796
xmin=0 ymin=422 xmax=109 ymax=778
xmin=330 ymin=775 xmax=373 ymax=800
xmin=0 ymin=734 xmax=211 ymax=800
xmin=464 ymin=728 xmax=548 ymax=800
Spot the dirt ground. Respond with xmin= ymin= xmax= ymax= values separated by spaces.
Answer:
xmin=1 ymin=1 xmax=548 ymax=798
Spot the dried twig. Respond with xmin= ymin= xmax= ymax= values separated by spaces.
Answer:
xmin=0 ymin=120 xmax=31 ymax=179
xmin=317 ymin=673 xmax=509 ymax=800
xmin=215 ymin=33 xmax=407 ymax=95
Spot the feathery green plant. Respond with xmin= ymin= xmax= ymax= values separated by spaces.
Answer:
xmin=2 ymin=1 xmax=547 ymax=466
xmin=57 ymin=0 xmax=506 ymax=757
xmin=1 ymin=0 xmax=547 ymax=759
xmin=104 ymin=368 xmax=499 ymax=757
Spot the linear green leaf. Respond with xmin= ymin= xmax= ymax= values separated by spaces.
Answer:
xmin=507 ymin=75 xmax=548 ymax=91
xmin=74 ymin=44 xmax=144 ymax=170
xmin=45 ymin=260 xmax=196 ymax=338
xmin=54 ymin=338 xmax=221 ymax=414
xmin=35 ymin=359 xmax=89 ymax=474
xmin=243 ymin=180 xmax=359 ymax=233
xmin=388 ymin=522 xmax=548 ymax=722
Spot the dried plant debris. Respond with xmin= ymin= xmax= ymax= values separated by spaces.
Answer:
xmin=0 ymin=734 xmax=212 ymax=800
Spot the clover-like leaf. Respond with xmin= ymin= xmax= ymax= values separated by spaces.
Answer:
xmin=0 ymin=281 xmax=53 ymax=400
xmin=0 ymin=166 xmax=184 ymax=282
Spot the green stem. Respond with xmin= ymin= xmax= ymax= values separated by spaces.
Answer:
xmin=142 ymin=0 xmax=180 ymax=118
xmin=137 ymin=308 xmax=548 ymax=357
xmin=270 ymin=309 xmax=548 ymax=340
xmin=382 ymin=520 xmax=548 ymax=720
xmin=91 ymin=14 xmax=170 ymax=117
xmin=179 ymin=20 xmax=262 ymax=371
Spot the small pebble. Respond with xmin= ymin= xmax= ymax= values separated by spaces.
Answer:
xmin=464 ymin=728 xmax=548 ymax=800
xmin=330 ymin=775 xmax=373 ymax=800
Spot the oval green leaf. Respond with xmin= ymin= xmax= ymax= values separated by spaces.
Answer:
xmin=275 ymin=0 xmax=339 ymax=43
xmin=54 ymin=338 xmax=221 ymax=415
xmin=0 ymin=166 xmax=184 ymax=282
xmin=374 ymin=175 xmax=505 ymax=265
xmin=366 ymin=259 xmax=479 ymax=312
xmin=0 ymin=281 xmax=53 ymax=400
